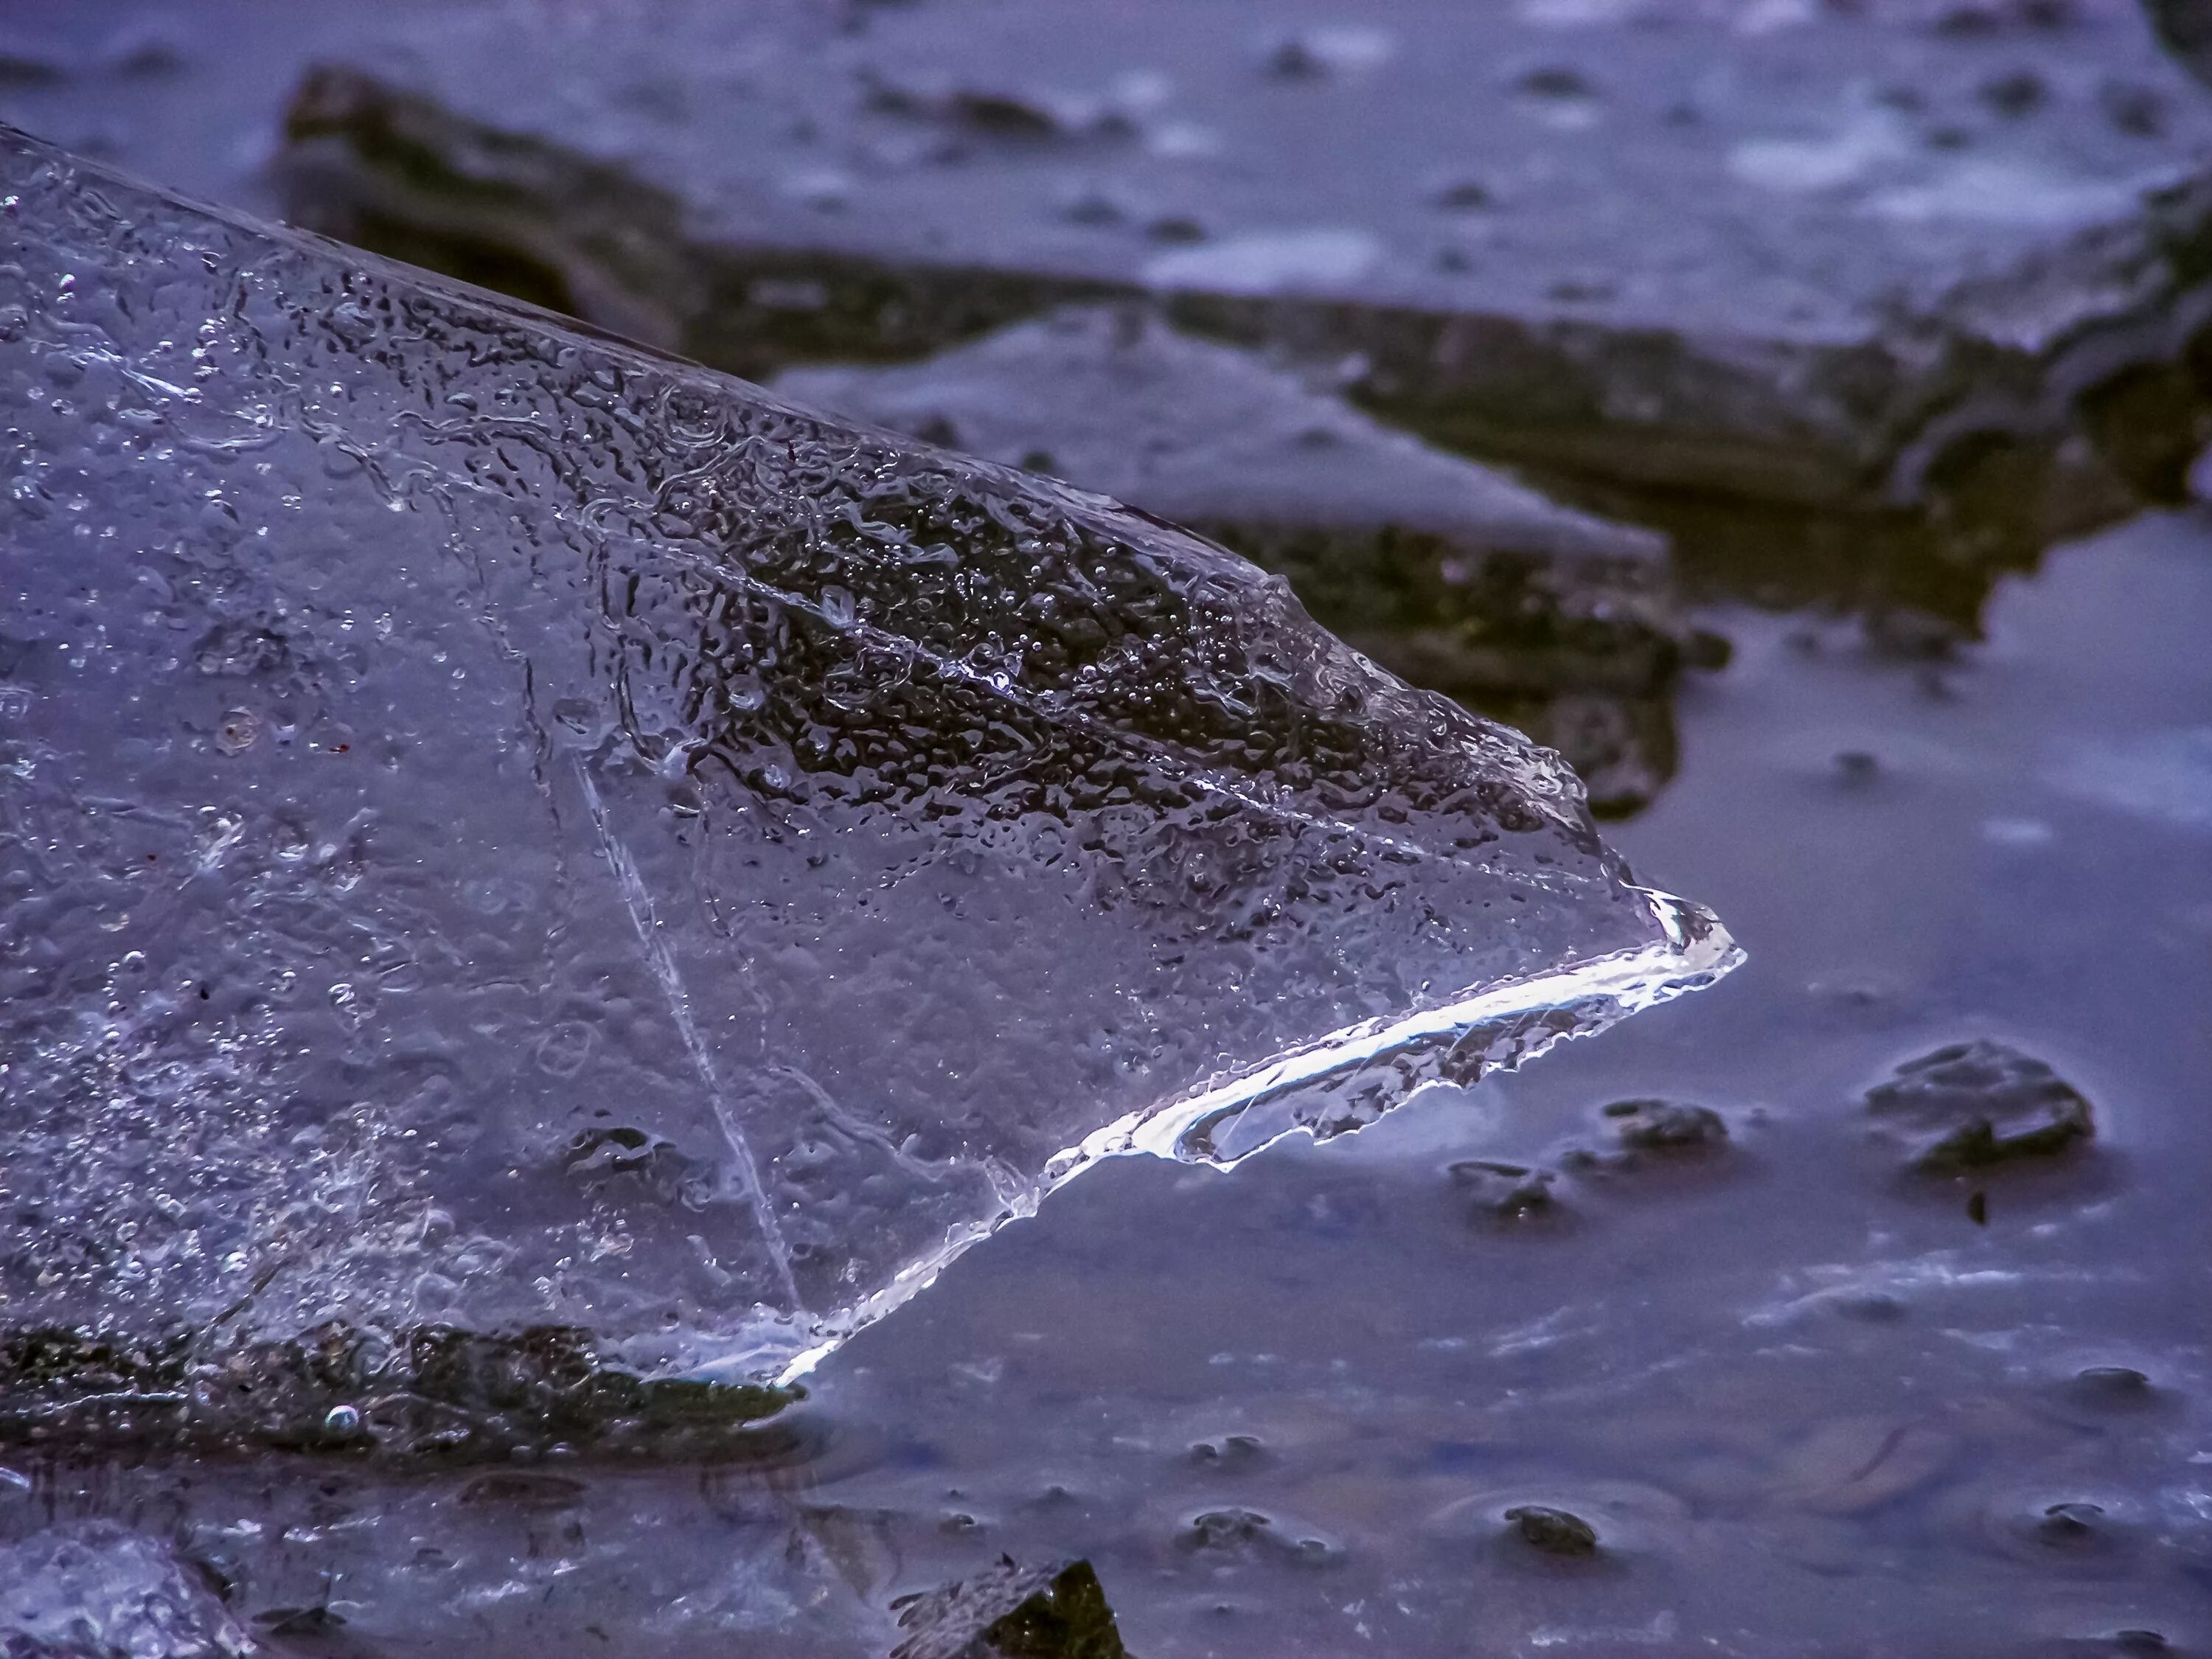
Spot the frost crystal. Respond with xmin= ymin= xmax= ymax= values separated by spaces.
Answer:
xmin=0 ymin=126 xmax=1734 ymax=1391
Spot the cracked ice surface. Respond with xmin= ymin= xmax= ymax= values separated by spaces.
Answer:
xmin=0 ymin=128 xmax=1735 ymax=1386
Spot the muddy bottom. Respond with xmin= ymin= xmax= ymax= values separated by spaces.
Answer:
xmin=7 ymin=514 xmax=2206 ymax=1657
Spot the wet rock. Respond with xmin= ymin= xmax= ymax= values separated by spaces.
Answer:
xmin=1601 ymin=1097 xmax=1731 ymax=1153
xmin=1447 ymin=1159 xmax=1560 ymax=1222
xmin=1183 ymin=1507 xmax=1273 ymax=1552
xmin=1186 ymin=1433 xmax=1269 ymax=1474
xmin=1556 ymin=1094 xmax=1736 ymax=1180
xmin=1980 ymin=1489 xmax=2142 ymax=1573
xmin=2109 ymin=1633 xmax=2173 ymax=1655
xmin=2060 ymin=1364 xmax=2166 ymax=1411
xmin=0 ymin=1523 xmax=250 ymax=1659
xmin=889 ymin=1557 xmax=1132 ymax=1659
xmin=0 ymin=1323 xmax=792 ymax=1461
xmin=1501 ymin=1504 xmax=1599 ymax=1557
xmin=1178 ymin=1508 xmax=1340 ymax=1568
xmin=279 ymin=2 xmax=2212 ymax=561
xmin=2035 ymin=1500 xmax=2112 ymax=1548
xmin=1506 ymin=691 xmax=1683 ymax=820
xmin=1866 ymin=1040 xmax=2096 ymax=1175
xmin=778 ymin=307 xmax=1665 ymax=602
xmin=2 ymin=128 xmax=1733 ymax=1402
xmin=777 ymin=305 xmax=1698 ymax=806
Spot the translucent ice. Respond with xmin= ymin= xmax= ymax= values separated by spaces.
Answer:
xmin=0 ymin=127 xmax=1735 ymax=1397
xmin=0 ymin=1523 xmax=250 ymax=1659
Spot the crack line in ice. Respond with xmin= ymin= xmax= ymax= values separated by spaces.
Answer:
xmin=358 ymin=360 xmax=1594 ymax=864
xmin=571 ymin=758 xmax=804 ymax=1312
xmin=554 ymin=514 xmax=1594 ymax=878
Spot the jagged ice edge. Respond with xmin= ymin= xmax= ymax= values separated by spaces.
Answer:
xmin=771 ymin=888 xmax=1741 ymax=1385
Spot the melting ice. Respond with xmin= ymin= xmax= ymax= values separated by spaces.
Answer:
xmin=0 ymin=126 xmax=1734 ymax=1421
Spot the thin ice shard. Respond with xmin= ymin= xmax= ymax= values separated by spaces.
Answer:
xmin=0 ymin=127 xmax=1736 ymax=1396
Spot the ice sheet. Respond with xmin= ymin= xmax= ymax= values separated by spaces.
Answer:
xmin=0 ymin=127 xmax=1735 ymax=1394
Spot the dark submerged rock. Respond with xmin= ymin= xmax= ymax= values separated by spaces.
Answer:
xmin=1866 ymin=1040 xmax=2096 ymax=1175
xmin=777 ymin=305 xmax=1699 ymax=810
xmin=890 ymin=1558 xmax=1132 ymax=1659
xmin=2036 ymin=1500 xmax=2110 ymax=1548
xmin=2060 ymin=1364 xmax=2165 ymax=1412
xmin=1177 ymin=1507 xmax=1340 ymax=1568
xmin=1447 ymin=1159 xmax=1560 ymax=1222
xmin=1182 ymin=1508 xmax=1271 ymax=1553
xmin=1502 ymin=1504 xmax=1599 ymax=1557
xmin=1186 ymin=1432 xmax=1269 ymax=1474
xmin=1602 ymin=1097 xmax=1731 ymax=1154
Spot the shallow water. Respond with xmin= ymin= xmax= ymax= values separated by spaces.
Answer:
xmin=5 ymin=5 xmax=2212 ymax=1651
xmin=5 ymin=514 xmax=2206 ymax=1655
xmin=773 ymin=511 xmax=2212 ymax=1656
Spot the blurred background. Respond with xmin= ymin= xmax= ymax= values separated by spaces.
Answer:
xmin=3 ymin=3 xmax=2211 ymax=1655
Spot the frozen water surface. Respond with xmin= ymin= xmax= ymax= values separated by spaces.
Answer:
xmin=0 ymin=128 xmax=1732 ymax=1404
xmin=0 ymin=1523 xmax=249 ymax=1659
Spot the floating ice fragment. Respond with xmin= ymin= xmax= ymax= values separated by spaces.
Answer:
xmin=0 ymin=126 xmax=1733 ymax=1402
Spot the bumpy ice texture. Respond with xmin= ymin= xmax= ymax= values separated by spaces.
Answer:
xmin=0 ymin=128 xmax=1734 ymax=1385
xmin=0 ymin=1523 xmax=250 ymax=1659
